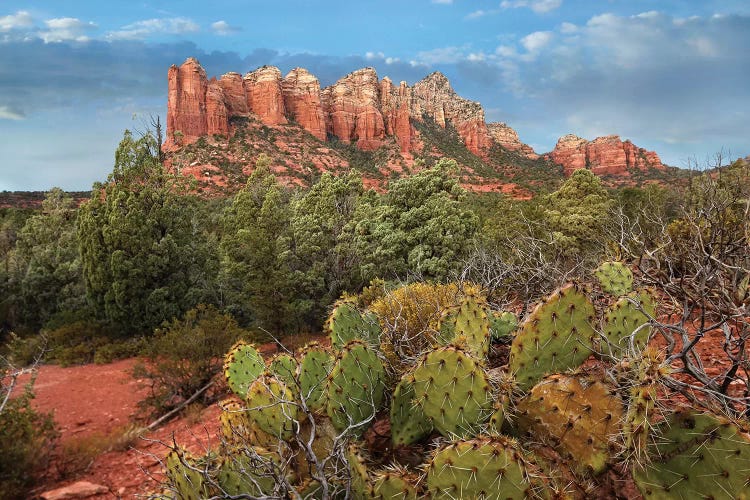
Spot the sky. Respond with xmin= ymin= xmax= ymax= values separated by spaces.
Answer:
xmin=1 ymin=1 xmax=748 ymax=191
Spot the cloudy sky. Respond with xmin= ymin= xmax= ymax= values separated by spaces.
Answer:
xmin=1 ymin=1 xmax=748 ymax=191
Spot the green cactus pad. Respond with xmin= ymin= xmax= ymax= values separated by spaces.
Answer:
xmin=372 ymin=470 xmax=419 ymax=500
xmin=425 ymin=436 xmax=540 ymax=499
xmin=268 ymin=353 xmax=298 ymax=389
xmin=217 ymin=447 xmax=285 ymax=497
xmin=602 ymin=290 xmax=656 ymax=355
xmin=165 ymin=448 xmax=206 ymax=500
xmin=327 ymin=301 xmax=381 ymax=350
xmin=595 ymin=261 xmax=633 ymax=296
xmin=326 ymin=339 xmax=386 ymax=435
xmin=436 ymin=289 xmax=490 ymax=359
xmin=633 ymin=410 xmax=750 ymax=499
xmin=346 ymin=443 xmax=373 ymax=500
xmin=489 ymin=311 xmax=518 ymax=341
xmin=412 ymin=344 xmax=493 ymax=437
xmin=297 ymin=342 xmax=333 ymax=413
xmin=246 ymin=373 xmax=299 ymax=441
xmin=509 ymin=284 xmax=597 ymax=391
xmin=390 ymin=375 xmax=432 ymax=446
xmin=517 ymin=374 xmax=623 ymax=475
xmin=623 ymin=384 xmax=656 ymax=464
xmin=224 ymin=341 xmax=265 ymax=398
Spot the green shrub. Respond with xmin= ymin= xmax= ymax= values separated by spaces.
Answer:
xmin=0 ymin=368 xmax=59 ymax=498
xmin=134 ymin=304 xmax=252 ymax=417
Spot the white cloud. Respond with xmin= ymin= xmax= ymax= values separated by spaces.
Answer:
xmin=467 ymin=52 xmax=486 ymax=62
xmin=40 ymin=17 xmax=97 ymax=43
xmin=0 ymin=10 xmax=33 ymax=32
xmin=0 ymin=105 xmax=24 ymax=120
xmin=466 ymin=10 xmax=487 ymax=20
xmin=501 ymin=0 xmax=562 ymax=14
xmin=560 ymin=22 xmax=578 ymax=34
xmin=415 ymin=46 xmax=466 ymax=64
xmin=211 ymin=20 xmax=240 ymax=35
xmin=107 ymin=17 xmax=199 ymax=40
xmin=521 ymin=31 xmax=553 ymax=53
xmin=365 ymin=51 xmax=400 ymax=64
xmin=432 ymin=0 xmax=453 ymax=4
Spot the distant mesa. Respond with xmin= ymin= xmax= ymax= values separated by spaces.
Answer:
xmin=549 ymin=134 xmax=665 ymax=176
xmin=166 ymin=57 xmax=664 ymax=182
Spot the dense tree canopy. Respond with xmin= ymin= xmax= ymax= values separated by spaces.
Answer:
xmin=77 ymin=130 xmax=215 ymax=335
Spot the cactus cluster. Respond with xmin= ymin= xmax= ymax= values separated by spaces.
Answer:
xmin=162 ymin=261 xmax=750 ymax=499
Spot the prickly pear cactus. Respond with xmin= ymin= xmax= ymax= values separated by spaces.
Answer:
xmin=372 ymin=468 xmax=419 ymax=500
xmin=595 ymin=261 xmax=633 ymax=296
xmin=411 ymin=344 xmax=493 ymax=437
xmin=346 ymin=443 xmax=373 ymax=500
xmin=509 ymin=284 xmax=597 ymax=391
xmin=217 ymin=448 xmax=282 ymax=497
xmin=633 ymin=410 xmax=750 ymax=499
xmin=224 ymin=341 xmax=265 ymax=398
xmin=425 ymin=436 xmax=541 ymax=499
xmin=327 ymin=301 xmax=380 ymax=350
xmin=326 ymin=339 xmax=386 ymax=435
xmin=268 ymin=352 xmax=298 ymax=389
xmin=297 ymin=342 xmax=332 ymax=412
xmin=165 ymin=448 xmax=206 ymax=500
xmin=517 ymin=374 xmax=623 ymax=475
xmin=436 ymin=289 xmax=490 ymax=359
xmin=390 ymin=375 xmax=432 ymax=446
xmin=246 ymin=373 xmax=299 ymax=441
xmin=489 ymin=310 xmax=518 ymax=341
xmin=602 ymin=290 xmax=656 ymax=355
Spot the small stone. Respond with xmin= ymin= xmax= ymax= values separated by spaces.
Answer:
xmin=41 ymin=481 xmax=108 ymax=500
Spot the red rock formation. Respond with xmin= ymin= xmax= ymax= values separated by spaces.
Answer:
xmin=487 ymin=122 xmax=538 ymax=159
xmin=244 ymin=66 xmax=287 ymax=125
xmin=167 ymin=58 xmax=208 ymax=143
xmin=282 ymin=68 xmax=326 ymax=141
xmin=218 ymin=72 xmax=248 ymax=116
xmin=322 ymin=68 xmax=385 ymax=150
xmin=206 ymin=80 xmax=229 ymax=137
xmin=411 ymin=72 xmax=492 ymax=156
xmin=550 ymin=134 xmax=664 ymax=175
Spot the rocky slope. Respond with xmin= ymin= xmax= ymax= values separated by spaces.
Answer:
xmin=166 ymin=58 xmax=677 ymax=195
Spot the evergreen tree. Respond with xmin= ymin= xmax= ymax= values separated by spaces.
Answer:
xmin=78 ymin=130 xmax=214 ymax=335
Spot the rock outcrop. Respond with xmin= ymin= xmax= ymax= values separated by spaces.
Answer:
xmin=322 ymin=68 xmax=386 ymax=150
xmin=550 ymin=134 xmax=665 ymax=175
xmin=487 ymin=122 xmax=538 ymax=159
xmin=282 ymin=68 xmax=326 ymax=141
xmin=165 ymin=58 xmax=497 ymax=156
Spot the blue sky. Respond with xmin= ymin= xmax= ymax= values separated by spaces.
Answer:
xmin=1 ymin=1 xmax=748 ymax=190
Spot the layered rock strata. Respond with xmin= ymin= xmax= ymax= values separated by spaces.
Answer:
xmin=550 ymin=134 xmax=664 ymax=175
xmin=487 ymin=122 xmax=538 ymax=159
xmin=166 ymin=58 xmax=493 ymax=155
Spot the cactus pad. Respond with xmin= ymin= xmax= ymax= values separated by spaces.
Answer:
xmin=297 ymin=342 xmax=333 ymax=412
xmin=268 ymin=353 xmax=298 ymax=389
xmin=633 ymin=410 xmax=750 ymax=499
xmin=246 ymin=373 xmax=299 ymax=441
xmin=425 ymin=436 xmax=539 ymax=499
xmin=411 ymin=344 xmax=493 ymax=437
xmin=327 ymin=301 xmax=381 ymax=350
xmin=509 ymin=284 xmax=597 ymax=391
xmin=595 ymin=261 xmax=633 ymax=296
xmin=489 ymin=311 xmax=518 ymax=341
xmin=224 ymin=341 xmax=265 ymax=398
xmin=602 ymin=290 xmax=655 ymax=355
xmin=372 ymin=469 xmax=419 ymax=500
xmin=390 ymin=375 xmax=433 ymax=446
xmin=217 ymin=448 xmax=283 ymax=497
xmin=165 ymin=448 xmax=206 ymax=500
xmin=346 ymin=443 xmax=373 ymax=499
xmin=326 ymin=339 xmax=386 ymax=435
xmin=517 ymin=374 xmax=623 ymax=475
xmin=436 ymin=289 xmax=490 ymax=359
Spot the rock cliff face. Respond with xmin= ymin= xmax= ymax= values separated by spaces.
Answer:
xmin=487 ymin=122 xmax=538 ymax=159
xmin=550 ymin=134 xmax=664 ymax=175
xmin=165 ymin=58 xmax=495 ymax=155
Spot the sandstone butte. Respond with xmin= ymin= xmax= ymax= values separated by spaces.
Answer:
xmin=166 ymin=57 xmax=665 ymax=177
